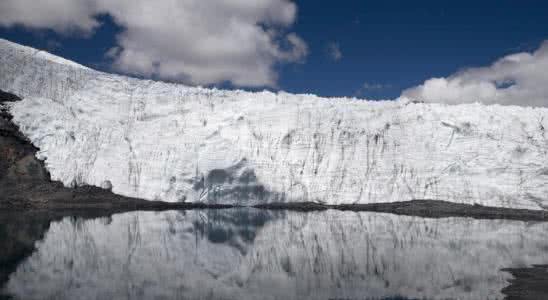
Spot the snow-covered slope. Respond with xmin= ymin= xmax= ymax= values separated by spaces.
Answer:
xmin=1 ymin=38 xmax=547 ymax=209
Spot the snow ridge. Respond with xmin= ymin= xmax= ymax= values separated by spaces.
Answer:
xmin=1 ymin=38 xmax=547 ymax=209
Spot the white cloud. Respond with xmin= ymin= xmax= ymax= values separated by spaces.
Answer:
xmin=0 ymin=0 xmax=307 ymax=87
xmin=402 ymin=41 xmax=548 ymax=107
xmin=0 ymin=0 xmax=99 ymax=35
xmin=327 ymin=42 xmax=342 ymax=61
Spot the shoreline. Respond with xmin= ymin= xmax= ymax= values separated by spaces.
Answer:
xmin=3 ymin=198 xmax=548 ymax=222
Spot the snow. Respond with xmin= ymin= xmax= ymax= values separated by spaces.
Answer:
xmin=5 ymin=210 xmax=548 ymax=300
xmin=0 ymin=38 xmax=89 ymax=70
xmin=1 ymin=38 xmax=548 ymax=209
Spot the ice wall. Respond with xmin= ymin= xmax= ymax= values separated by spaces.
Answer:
xmin=1 ymin=39 xmax=548 ymax=209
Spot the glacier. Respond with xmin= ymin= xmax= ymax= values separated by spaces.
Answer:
xmin=1 ymin=38 xmax=547 ymax=209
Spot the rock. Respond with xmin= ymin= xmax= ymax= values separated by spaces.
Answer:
xmin=101 ymin=180 xmax=113 ymax=191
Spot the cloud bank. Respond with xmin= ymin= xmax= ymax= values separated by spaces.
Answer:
xmin=0 ymin=0 xmax=307 ymax=87
xmin=402 ymin=41 xmax=548 ymax=107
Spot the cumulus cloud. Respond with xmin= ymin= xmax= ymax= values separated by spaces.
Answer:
xmin=401 ymin=41 xmax=548 ymax=107
xmin=327 ymin=42 xmax=342 ymax=61
xmin=0 ymin=0 xmax=308 ymax=87
xmin=0 ymin=0 xmax=99 ymax=35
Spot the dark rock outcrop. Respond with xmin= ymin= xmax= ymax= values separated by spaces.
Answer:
xmin=0 ymin=91 xmax=50 ymax=185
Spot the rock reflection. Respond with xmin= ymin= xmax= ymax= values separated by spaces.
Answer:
xmin=191 ymin=209 xmax=280 ymax=254
xmin=2 ymin=209 xmax=548 ymax=300
xmin=0 ymin=211 xmax=125 ymax=298
xmin=0 ymin=213 xmax=53 ymax=288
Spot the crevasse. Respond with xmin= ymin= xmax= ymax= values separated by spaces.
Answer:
xmin=1 ymin=38 xmax=547 ymax=209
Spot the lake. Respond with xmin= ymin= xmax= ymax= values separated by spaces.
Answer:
xmin=1 ymin=209 xmax=548 ymax=300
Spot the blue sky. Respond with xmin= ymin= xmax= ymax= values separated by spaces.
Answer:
xmin=1 ymin=0 xmax=547 ymax=100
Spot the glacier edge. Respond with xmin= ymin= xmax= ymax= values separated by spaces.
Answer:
xmin=1 ymin=38 xmax=547 ymax=210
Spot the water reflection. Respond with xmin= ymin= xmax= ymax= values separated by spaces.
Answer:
xmin=1 ymin=209 xmax=548 ymax=300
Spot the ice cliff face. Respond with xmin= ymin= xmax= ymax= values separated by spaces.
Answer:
xmin=1 ymin=38 xmax=547 ymax=209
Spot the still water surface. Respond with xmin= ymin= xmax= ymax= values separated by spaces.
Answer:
xmin=1 ymin=209 xmax=548 ymax=300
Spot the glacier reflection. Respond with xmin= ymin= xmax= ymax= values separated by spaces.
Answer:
xmin=2 ymin=209 xmax=548 ymax=300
